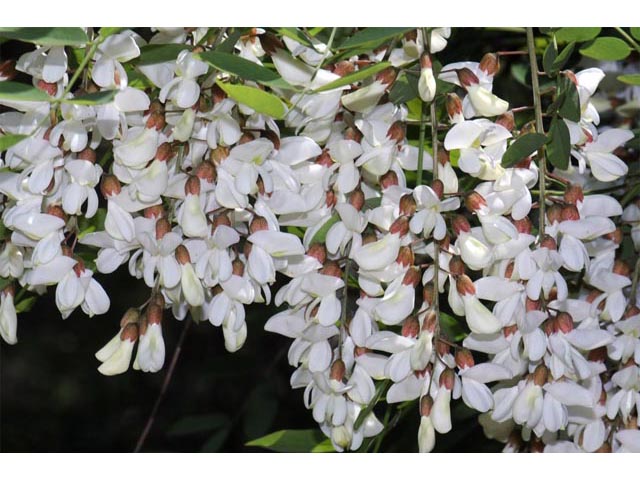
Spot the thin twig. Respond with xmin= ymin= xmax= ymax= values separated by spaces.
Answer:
xmin=134 ymin=316 xmax=193 ymax=453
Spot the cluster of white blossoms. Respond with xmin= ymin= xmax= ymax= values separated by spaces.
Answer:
xmin=0 ymin=27 xmax=638 ymax=453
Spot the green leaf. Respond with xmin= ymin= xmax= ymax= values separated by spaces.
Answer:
xmin=557 ymin=76 xmax=581 ymax=122
xmin=77 ymin=208 xmax=107 ymax=238
xmin=311 ymin=439 xmax=336 ymax=453
xmin=551 ymin=42 xmax=575 ymax=74
xmin=339 ymin=27 xmax=414 ymax=50
xmin=99 ymin=27 xmax=123 ymax=38
xmin=0 ymin=134 xmax=28 ymax=152
xmin=137 ymin=44 xmax=186 ymax=66
xmin=389 ymin=73 xmax=418 ymax=104
xmin=197 ymin=51 xmax=287 ymax=88
xmin=546 ymin=116 xmax=571 ymax=170
xmin=246 ymin=429 xmax=333 ymax=453
xmin=167 ymin=413 xmax=229 ymax=436
xmin=63 ymin=90 xmax=117 ymax=106
xmin=314 ymin=61 xmax=391 ymax=93
xmin=354 ymin=379 xmax=390 ymax=430
xmin=631 ymin=28 xmax=640 ymax=41
xmin=440 ymin=313 xmax=467 ymax=342
xmin=0 ymin=81 xmax=51 ymax=102
xmin=243 ymin=382 xmax=278 ymax=439
xmin=542 ymin=42 xmax=557 ymax=77
xmin=502 ymin=133 xmax=547 ymax=167
xmin=554 ymin=27 xmax=601 ymax=43
xmin=200 ymin=426 xmax=231 ymax=452
xmin=580 ymin=37 xmax=632 ymax=61
xmin=276 ymin=27 xmax=313 ymax=48
xmin=0 ymin=277 xmax=13 ymax=291
xmin=216 ymin=81 xmax=286 ymax=119
xmin=309 ymin=213 xmax=340 ymax=245
xmin=0 ymin=27 xmax=88 ymax=46
xmin=215 ymin=28 xmax=246 ymax=53
xmin=15 ymin=296 xmax=38 ymax=313
xmin=618 ymin=74 xmax=640 ymax=86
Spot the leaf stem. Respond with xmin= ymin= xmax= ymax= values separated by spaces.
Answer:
xmin=615 ymin=27 xmax=640 ymax=56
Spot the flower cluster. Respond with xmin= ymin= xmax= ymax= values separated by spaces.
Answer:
xmin=0 ymin=27 xmax=638 ymax=453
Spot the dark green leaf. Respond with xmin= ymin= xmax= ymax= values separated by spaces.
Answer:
xmin=243 ymin=382 xmax=278 ymax=439
xmin=439 ymin=313 xmax=467 ymax=342
xmin=618 ymin=74 xmax=640 ymax=86
xmin=0 ymin=27 xmax=88 ymax=46
xmin=216 ymin=81 xmax=286 ymax=119
xmin=510 ymin=63 xmax=530 ymax=87
xmin=246 ymin=429 xmax=333 ymax=453
xmin=137 ymin=44 xmax=185 ymax=66
xmin=0 ymin=134 xmax=28 ymax=152
xmin=580 ymin=37 xmax=632 ymax=61
xmin=542 ymin=42 xmax=557 ymax=77
xmin=338 ymin=27 xmax=414 ymax=50
xmin=200 ymin=426 xmax=231 ymax=452
xmin=168 ymin=413 xmax=229 ymax=436
xmin=215 ymin=28 xmax=245 ymax=53
xmin=546 ymin=116 xmax=571 ymax=170
xmin=555 ymin=27 xmax=601 ymax=43
xmin=309 ymin=213 xmax=340 ymax=245
xmin=502 ymin=133 xmax=547 ymax=167
xmin=276 ymin=27 xmax=313 ymax=47
xmin=0 ymin=81 xmax=51 ymax=102
xmin=197 ymin=51 xmax=287 ymax=88
xmin=63 ymin=90 xmax=117 ymax=106
xmin=15 ymin=296 xmax=38 ymax=313
xmin=551 ymin=42 xmax=575 ymax=74
xmin=77 ymin=208 xmax=107 ymax=238
xmin=99 ymin=27 xmax=123 ymax=38
xmin=354 ymin=379 xmax=390 ymax=430
xmin=315 ymin=62 xmax=391 ymax=93
xmin=631 ymin=28 xmax=640 ymax=41
xmin=388 ymin=74 xmax=418 ymax=104
xmin=0 ymin=277 xmax=13 ymax=291
xmin=557 ymin=76 xmax=581 ymax=122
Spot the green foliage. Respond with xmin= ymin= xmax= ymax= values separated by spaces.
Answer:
xmin=554 ymin=27 xmax=601 ymax=43
xmin=0 ymin=134 xmax=28 ymax=152
xmin=216 ymin=81 xmax=286 ymax=119
xmin=315 ymin=62 xmax=391 ymax=93
xmin=197 ymin=51 xmax=289 ymax=88
xmin=137 ymin=44 xmax=187 ymax=66
xmin=0 ymin=27 xmax=89 ymax=46
xmin=243 ymin=382 xmax=278 ymax=439
xmin=440 ymin=312 xmax=467 ymax=342
xmin=338 ymin=27 xmax=414 ymax=50
xmin=631 ymin=28 xmax=640 ymax=41
xmin=580 ymin=37 xmax=632 ymax=61
xmin=546 ymin=116 xmax=571 ymax=170
xmin=15 ymin=296 xmax=38 ymax=314
xmin=167 ymin=413 xmax=229 ymax=436
xmin=309 ymin=213 xmax=340 ymax=245
xmin=354 ymin=379 xmax=390 ymax=430
xmin=556 ymin=76 xmax=581 ymax=122
xmin=502 ymin=133 xmax=547 ymax=167
xmin=247 ymin=429 xmax=335 ymax=452
xmin=618 ymin=74 xmax=640 ymax=86
xmin=0 ymin=81 xmax=51 ymax=102
xmin=63 ymin=90 xmax=117 ymax=106
xmin=276 ymin=27 xmax=313 ymax=48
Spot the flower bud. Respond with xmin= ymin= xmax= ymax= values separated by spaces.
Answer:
xmin=210 ymin=145 xmax=229 ymax=164
xmin=77 ymin=147 xmax=97 ymax=163
xmin=512 ymin=216 xmax=532 ymax=234
xmin=0 ymin=60 xmax=16 ymax=81
xmin=332 ymin=60 xmax=355 ymax=77
xmin=503 ymin=325 xmax=518 ymax=338
xmin=563 ymin=183 xmax=584 ymax=205
xmin=464 ymin=192 xmax=487 ymax=213
xmin=315 ymin=149 xmax=333 ymax=168
xmin=238 ymin=132 xmax=255 ymax=145
xmin=249 ymin=215 xmax=269 ymax=233
xmin=375 ymin=67 xmax=397 ymax=87
xmin=456 ymin=68 xmax=480 ymax=88
xmin=175 ymin=245 xmax=191 ymax=265
xmin=560 ymin=204 xmax=580 ymax=222
xmin=46 ymin=204 xmax=67 ymax=222
xmin=155 ymin=142 xmax=174 ymax=162
xmin=144 ymin=205 xmax=166 ymax=219
xmin=387 ymin=121 xmax=405 ymax=144
xmin=455 ymin=348 xmax=475 ymax=369
xmin=184 ymin=175 xmax=201 ymax=196
xmin=402 ymin=266 xmax=421 ymax=287
xmin=505 ymin=261 xmax=515 ymax=279
xmin=344 ymin=127 xmax=362 ymax=143
xmin=495 ymin=111 xmax=515 ymax=131
xmin=121 ymin=323 xmax=139 ymax=342
xmin=446 ymin=93 xmax=463 ymax=121
xmin=456 ymin=274 xmax=476 ymax=296
xmin=146 ymin=111 xmax=166 ymax=131
xmin=539 ymin=235 xmax=557 ymax=250
xmin=390 ymin=216 xmax=410 ymax=236
xmin=155 ymin=218 xmax=171 ymax=240
xmin=479 ymin=53 xmax=500 ymax=76
xmin=260 ymin=32 xmax=285 ymax=55
xmin=73 ymin=257 xmax=86 ymax=277
xmin=380 ymin=170 xmax=398 ymax=189
xmin=604 ymin=228 xmax=623 ymax=245
xmin=439 ymin=368 xmax=455 ymax=390
xmin=546 ymin=204 xmax=563 ymax=224
xmin=437 ymin=149 xmax=450 ymax=166
xmin=321 ymin=261 xmax=342 ymax=279
xmin=232 ymin=259 xmax=245 ymax=276
xmin=436 ymin=339 xmax=450 ymax=358
xmin=120 ymin=308 xmax=141 ymax=328
xmin=349 ymin=188 xmax=365 ymax=211
xmin=147 ymin=303 xmax=163 ymax=326
xmin=211 ymin=84 xmax=227 ymax=104
xmin=525 ymin=297 xmax=540 ymax=312
xmin=613 ymin=260 xmax=631 ymax=277
xmin=329 ymin=359 xmax=346 ymax=382
xmin=431 ymin=179 xmax=444 ymax=200
xmin=307 ymin=244 xmax=327 ymax=265
xmin=449 ymin=256 xmax=465 ymax=276
xmin=396 ymin=245 xmax=414 ymax=267
xmin=422 ymin=310 xmax=438 ymax=333
xmin=532 ymin=364 xmax=549 ymax=386
xmin=399 ymin=194 xmax=417 ymax=216
xmin=556 ymin=312 xmax=574 ymax=333
xmin=100 ymin=174 xmax=121 ymax=197
xmin=452 ymin=215 xmax=471 ymax=235
xmin=420 ymin=396 xmax=434 ymax=417
xmin=588 ymin=346 xmax=607 ymax=364
xmin=36 ymin=79 xmax=57 ymax=96
xmin=401 ymin=316 xmax=420 ymax=338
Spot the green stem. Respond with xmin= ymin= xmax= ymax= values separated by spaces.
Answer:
xmin=416 ymin=101 xmax=427 ymax=186
xmin=526 ymin=27 xmax=547 ymax=240
xmin=339 ymin=255 xmax=351 ymax=359
xmin=59 ymin=36 xmax=104 ymax=101
xmin=615 ymin=27 xmax=640 ymax=55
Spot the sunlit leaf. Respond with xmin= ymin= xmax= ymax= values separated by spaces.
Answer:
xmin=618 ymin=74 xmax=640 ymax=86
xmin=580 ymin=37 xmax=631 ymax=61
xmin=0 ymin=134 xmax=28 ymax=152
xmin=216 ymin=81 xmax=286 ymax=119
xmin=315 ymin=61 xmax=390 ymax=93
xmin=555 ymin=27 xmax=601 ymax=43
xmin=63 ymin=90 xmax=117 ymax=106
xmin=246 ymin=429 xmax=334 ymax=453
xmin=137 ymin=44 xmax=185 ymax=66
xmin=502 ymin=133 xmax=547 ymax=167
xmin=197 ymin=51 xmax=288 ymax=88
xmin=339 ymin=27 xmax=414 ymax=50
xmin=0 ymin=27 xmax=88 ymax=46
xmin=0 ymin=81 xmax=51 ymax=102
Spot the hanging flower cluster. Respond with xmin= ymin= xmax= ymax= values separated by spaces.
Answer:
xmin=0 ymin=26 xmax=639 ymax=453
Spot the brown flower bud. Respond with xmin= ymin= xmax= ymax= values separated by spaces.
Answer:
xmin=563 ymin=70 xmax=578 ymax=86
xmin=147 ymin=303 xmax=163 ymax=326
xmin=594 ymin=443 xmax=612 ymax=453
xmin=588 ymin=346 xmax=607 ymax=364
xmin=315 ymin=149 xmax=334 ymax=168
xmin=349 ymin=188 xmax=365 ymax=211
xmin=402 ymin=266 xmax=421 ymax=287
xmin=120 ymin=308 xmax=141 ymax=328
xmin=563 ymin=183 xmax=584 ymax=205
xmin=422 ymin=310 xmax=438 ymax=334
xmin=455 ymin=348 xmax=475 ymax=369
xmin=532 ymin=364 xmax=549 ymax=386
xmin=144 ymin=205 xmax=166 ymax=219
xmin=436 ymin=339 xmax=451 ymax=358
xmin=175 ymin=245 xmax=191 ymax=265
xmin=210 ymin=145 xmax=229 ymax=165
xmin=439 ymin=368 xmax=455 ymax=390
xmin=465 ymin=192 xmax=487 ymax=213
xmin=446 ymin=93 xmax=463 ymax=120
xmin=232 ymin=258 xmax=245 ymax=276
xmin=121 ymin=323 xmax=139 ymax=342
xmin=100 ymin=174 xmax=121 ymax=197
xmin=150 ymin=293 xmax=165 ymax=310
xmin=431 ymin=179 xmax=444 ymax=200
xmin=155 ymin=218 xmax=171 ymax=240
xmin=399 ymin=194 xmax=417 ymax=216
xmin=512 ymin=216 xmax=532 ymax=234
xmin=194 ymin=161 xmax=217 ymax=184
xmin=613 ymin=260 xmax=631 ymax=277
xmin=515 ymin=156 xmax=532 ymax=169
xmin=77 ymin=147 xmax=97 ymax=163
xmin=420 ymin=395 xmax=434 ymax=417
xmin=211 ymin=84 xmax=227 ymax=104
xmin=423 ymin=284 xmax=435 ymax=306
xmin=332 ymin=60 xmax=355 ymax=77
xmin=307 ymin=244 xmax=327 ymax=265
xmin=556 ymin=312 xmax=574 ymax=334
xmin=46 ymin=204 xmax=67 ymax=222
xmin=456 ymin=68 xmax=480 ymax=88
xmin=503 ymin=324 xmax=518 ymax=338
xmin=36 ymin=79 xmax=57 ymax=96
xmin=560 ymin=204 xmax=580 ymax=222
xmin=146 ymin=111 xmax=166 ymax=131
xmin=0 ymin=60 xmax=16 ymax=81
xmin=243 ymin=242 xmax=252 ymax=258
xmin=452 ymin=215 xmax=471 ymax=235
xmin=401 ymin=316 xmax=420 ymax=338
xmin=387 ymin=121 xmax=405 ymax=144
xmin=539 ymin=235 xmax=557 ymax=250
xmin=249 ymin=215 xmax=269 ymax=233
xmin=362 ymin=233 xmax=378 ymax=246
xmin=396 ymin=245 xmax=414 ymax=267
xmin=479 ymin=53 xmax=500 ymax=76
xmin=449 ymin=256 xmax=465 ymax=276
xmin=329 ymin=359 xmax=346 ymax=382
xmin=184 ymin=175 xmax=201 ymax=196
xmin=260 ymin=32 xmax=285 ymax=55
xmin=380 ymin=170 xmax=398 ymax=189
xmin=437 ymin=149 xmax=450 ymax=166
xmin=321 ymin=260 xmax=343 ymax=279
xmin=625 ymin=306 xmax=640 ymax=319
xmin=456 ymin=274 xmax=476 ymax=296
xmin=390 ymin=216 xmax=410 ymax=236
xmin=604 ymin=228 xmax=623 ymax=245
xmin=238 ymin=132 xmax=255 ymax=145
xmin=375 ymin=67 xmax=397 ymax=87
xmin=495 ymin=111 xmax=515 ymax=131
xmin=546 ymin=204 xmax=563 ymax=224
xmin=505 ymin=261 xmax=515 ymax=279
xmin=344 ymin=127 xmax=363 ymax=143
xmin=525 ymin=297 xmax=541 ymax=312
xmin=73 ymin=257 xmax=86 ymax=277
